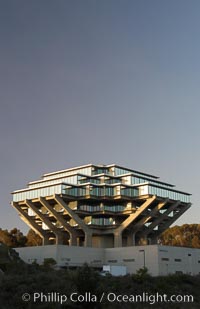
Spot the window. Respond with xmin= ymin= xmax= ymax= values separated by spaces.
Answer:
xmin=61 ymin=258 xmax=71 ymax=261
xmin=176 ymin=271 xmax=183 ymax=274
xmin=107 ymin=260 xmax=117 ymax=263
xmin=174 ymin=259 xmax=182 ymax=262
xmin=123 ymin=259 xmax=135 ymax=262
xmin=161 ymin=258 xmax=169 ymax=261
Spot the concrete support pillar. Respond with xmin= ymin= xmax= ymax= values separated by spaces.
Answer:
xmin=131 ymin=198 xmax=169 ymax=235
xmin=12 ymin=201 xmax=48 ymax=244
xmin=39 ymin=197 xmax=78 ymax=246
xmin=55 ymin=233 xmax=64 ymax=245
xmin=84 ymin=232 xmax=93 ymax=247
xmin=69 ymin=233 xmax=77 ymax=246
xmin=111 ymin=196 xmax=156 ymax=247
xmin=127 ymin=233 xmax=135 ymax=246
xmin=25 ymin=199 xmax=64 ymax=245
xmin=139 ymin=201 xmax=183 ymax=240
xmin=43 ymin=236 xmax=51 ymax=245
xmin=132 ymin=233 xmax=136 ymax=245
xmin=114 ymin=231 xmax=122 ymax=247
xmin=54 ymin=194 xmax=95 ymax=247
xmin=77 ymin=237 xmax=81 ymax=246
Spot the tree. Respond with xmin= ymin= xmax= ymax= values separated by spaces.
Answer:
xmin=43 ymin=258 xmax=57 ymax=268
xmin=160 ymin=224 xmax=200 ymax=248
xmin=0 ymin=229 xmax=13 ymax=247
xmin=26 ymin=229 xmax=42 ymax=246
xmin=0 ymin=228 xmax=26 ymax=247
xmin=192 ymin=235 xmax=200 ymax=248
xmin=10 ymin=228 xmax=27 ymax=247
xmin=72 ymin=263 xmax=101 ymax=308
xmin=132 ymin=267 xmax=151 ymax=282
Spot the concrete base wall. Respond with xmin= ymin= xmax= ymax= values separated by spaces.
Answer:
xmin=105 ymin=245 xmax=159 ymax=276
xmin=15 ymin=245 xmax=200 ymax=276
xmin=158 ymin=246 xmax=200 ymax=276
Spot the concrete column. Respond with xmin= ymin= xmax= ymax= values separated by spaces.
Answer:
xmin=111 ymin=196 xmax=156 ymax=247
xmin=84 ymin=232 xmax=93 ymax=247
xmin=132 ymin=233 xmax=136 ymax=245
xmin=115 ymin=195 xmax=157 ymax=236
xmin=43 ymin=236 xmax=51 ymax=245
xmin=77 ymin=237 xmax=81 ymax=246
xmin=127 ymin=233 xmax=135 ymax=246
xmin=54 ymin=194 xmax=95 ymax=247
xmin=69 ymin=233 xmax=77 ymax=246
xmin=56 ymin=233 xmax=64 ymax=245
xmin=114 ymin=231 xmax=122 ymax=247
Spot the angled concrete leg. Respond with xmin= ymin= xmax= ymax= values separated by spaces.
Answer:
xmin=39 ymin=197 xmax=78 ymax=246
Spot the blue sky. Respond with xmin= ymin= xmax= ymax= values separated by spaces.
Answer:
xmin=0 ymin=0 xmax=200 ymax=233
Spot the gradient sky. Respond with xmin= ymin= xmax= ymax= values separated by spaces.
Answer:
xmin=1 ymin=0 xmax=200 ymax=233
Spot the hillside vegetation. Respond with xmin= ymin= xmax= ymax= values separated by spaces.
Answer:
xmin=0 ymin=261 xmax=200 ymax=308
xmin=160 ymin=224 xmax=200 ymax=248
xmin=0 ymin=228 xmax=42 ymax=247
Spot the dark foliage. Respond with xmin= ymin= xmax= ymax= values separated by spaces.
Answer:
xmin=0 ymin=260 xmax=199 ymax=309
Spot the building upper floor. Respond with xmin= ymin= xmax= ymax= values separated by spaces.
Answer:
xmin=12 ymin=164 xmax=191 ymax=203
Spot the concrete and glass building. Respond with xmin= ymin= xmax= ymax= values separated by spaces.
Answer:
xmin=12 ymin=164 xmax=191 ymax=248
